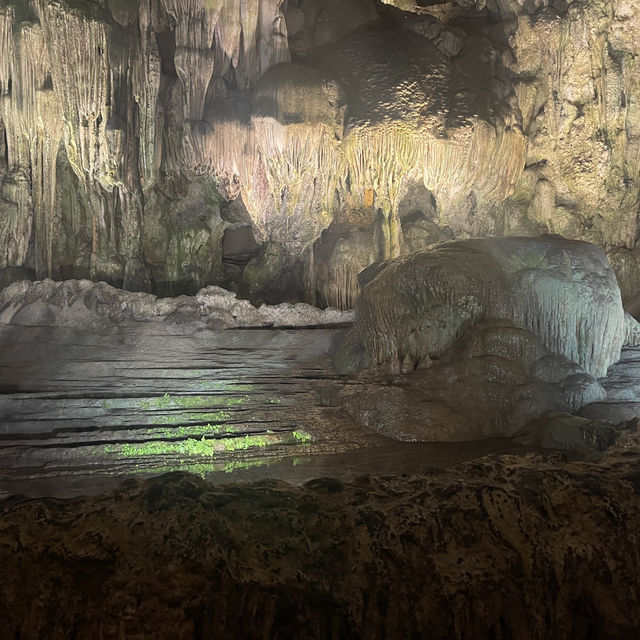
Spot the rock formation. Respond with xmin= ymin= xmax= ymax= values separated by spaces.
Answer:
xmin=0 ymin=0 xmax=637 ymax=309
xmin=0 ymin=277 xmax=354 ymax=328
xmin=337 ymin=236 xmax=640 ymax=441
xmin=3 ymin=426 xmax=640 ymax=639
xmin=354 ymin=236 xmax=626 ymax=377
xmin=0 ymin=235 xmax=637 ymax=443
xmin=3 ymin=3 xmax=640 ymax=632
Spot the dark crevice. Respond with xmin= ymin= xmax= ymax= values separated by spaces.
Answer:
xmin=156 ymin=29 xmax=177 ymax=78
xmin=1 ymin=119 xmax=8 ymax=167
xmin=42 ymin=72 xmax=53 ymax=91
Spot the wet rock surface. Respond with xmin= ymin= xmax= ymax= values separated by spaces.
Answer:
xmin=2 ymin=426 xmax=640 ymax=639
xmin=580 ymin=346 xmax=640 ymax=424
xmin=0 ymin=278 xmax=354 ymax=328
xmin=353 ymin=236 xmax=627 ymax=378
xmin=0 ymin=317 xmax=370 ymax=495
xmin=0 ymin=282 xmax=574 ymax=499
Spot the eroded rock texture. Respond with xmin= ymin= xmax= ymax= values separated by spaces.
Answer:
xmin=337 ymin=236 xmax=640 ymax=441
xmin=356 ymin=236 xmax=625 ymax=377
xmin=0 ymin=0 xmax=639 ymax=308
xmin=2 ymin=429 xmax=640 ymax=639
xmin=0 ymin=277 xmax=354 ymax=328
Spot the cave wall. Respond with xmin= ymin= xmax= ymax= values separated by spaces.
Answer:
xmin=0 ymin=0 xmax=638 ymax=308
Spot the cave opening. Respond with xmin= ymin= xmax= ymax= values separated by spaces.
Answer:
xmin=2 ymin=0 xmax=640 ymax=637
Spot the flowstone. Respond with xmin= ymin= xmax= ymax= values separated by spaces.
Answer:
xmin=0 ymin=279 xmax=353 ymax=328
xmin=340 ymin=236 xmax=638 ymax=442
xmin=2 ymin=0 xmax=640 ymax=307
xmin=355 ymin=236 xmax=626 ymax=378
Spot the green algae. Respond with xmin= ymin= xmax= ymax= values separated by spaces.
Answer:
xmin=293 ymin=429 xmax=313 ymax=443
xmin=104 ymin=431 xmax=300 ymax=459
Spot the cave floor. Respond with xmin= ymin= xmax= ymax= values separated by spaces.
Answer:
xmin=0 ymin=321 xmax=543 ymax=499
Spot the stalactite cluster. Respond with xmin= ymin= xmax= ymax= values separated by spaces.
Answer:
xmin=0 ymin=0 xmax=638 ymax=310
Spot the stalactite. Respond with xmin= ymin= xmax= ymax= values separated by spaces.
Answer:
xmin=160 ymin=0 xmax=219 ymax=121
xmin=253 ymin=118 xmax=341 ymax=254
xmin=344 ymin=125 xmax=421 ymax=260
xmin=340 ymin=120 xmax=527 ymax=260
xmin=159 ymin=0 xmax=288 ymax=119
xmin=256 ymin=0 xmax=289 ymax=77
xmin=40 ymin=3 xmax=114 ymax=187
xmin=0 ymin=7 xmax=27 ymax=270
xmin=317 ymin=254 xmax=364 ymax=310
xmin=38 ymin=2 xmax=118 ymax=280
xmin=0 ymin=8 xmax=61 ymax=275
xmin=192 ymin=91 xmax=341 ymax=256
xmin=20 ymin=25 xmax=62 ymax=278
xmin=0 ymin=7 xmax=21 ymax=169
xmin=137 ymin=0 xmax=162 ymax=190
xmin=34 ymin=1 xmax=154 ymax=286
xmin=421 ymin=120 xmax=528 ymax=224
xmin=0 ymin=7 xmax=13 ymax=99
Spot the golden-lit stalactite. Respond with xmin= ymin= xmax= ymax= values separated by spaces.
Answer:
xmin=160 ymin=0 xmax=289 ymax=120
xmin=0 ymin=0 xmax=638 ymax=308
xmin=20 ymin=25 xmax=62 ymax=279
xmin=0 ymin=7 xmax=32 ymax=270
xmin=137 ymin=0 xmax=162 ymax=190
xmin=39 ymin=1 xmax=135 ymax=283
xmin=0 ymin=7 xmax=61 ymax=276
xmin=160 ymin=0 xmax=220 ymax=121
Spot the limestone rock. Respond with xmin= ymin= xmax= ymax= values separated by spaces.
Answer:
xmin=516 ymin=413 xmax=620 ymax=455
xmin=2 ymin=452 xmax=640 ymax=638
xmin=0 ymin=278 xmax=354 ymax=328
xmin=354 ymin=236 xmax=624 ymax=378
xmin=0 ymin=0 xmax=640 ymax=309
xmin=338 ymin=237 xmax=622 ymax=441
xmin=501 ymin=0 xmax=640 ymax=251
xmin=341 ymin=320 xmax=607 ymax=441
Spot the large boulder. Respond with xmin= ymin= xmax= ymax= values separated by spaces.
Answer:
xmin=340 ymin=236 xmax=637 ymax=442
xmin=356 ymin=236 xmax=626 ymax=378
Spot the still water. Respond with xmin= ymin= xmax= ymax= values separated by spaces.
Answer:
xmin=0 ymin=323 xmax=540 ymax=499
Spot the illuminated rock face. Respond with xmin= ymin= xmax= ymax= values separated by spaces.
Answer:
xmin=0 ymin=0 xmax=639 ymax=308
xmin=356 ymin=236 xmax=626 ymax=378
xmin=337 ymin=236 xmax=638 ymax=441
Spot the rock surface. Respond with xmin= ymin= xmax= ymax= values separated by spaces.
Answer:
xmin=0 ymin=236 xmax=634 ymax=446
xmin=1 ymin=0 xmax=639 ymax=307
xmin=338 ymin=236 xmax=640 ymax=441
xmin=0 ymin=278 xmax=354 ymax=328
xmin=354 ymin=236 xmax=627 ymax=378
xmin=2 ymin=425 xmax=640 ymax=639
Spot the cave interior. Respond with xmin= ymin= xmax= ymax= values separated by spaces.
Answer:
xmin=1 ymin=0 xmax=640 ymax=637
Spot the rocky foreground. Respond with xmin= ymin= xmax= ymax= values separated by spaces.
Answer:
xmin=2 ymin=425 xmax=640 ymax=639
